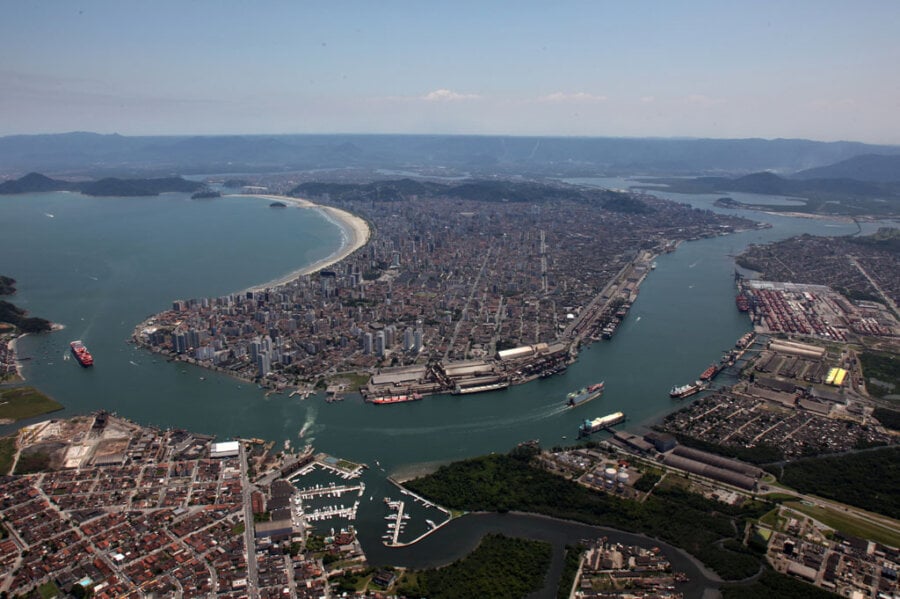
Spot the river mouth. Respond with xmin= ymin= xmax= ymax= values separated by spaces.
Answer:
xmin=370 ymin=512 xmax=721 ymax=599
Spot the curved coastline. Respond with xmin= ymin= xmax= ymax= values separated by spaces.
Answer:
xmin=228 ymin=194 xmax=371 ymax=291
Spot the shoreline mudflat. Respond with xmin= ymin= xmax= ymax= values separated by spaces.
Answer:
xmin=230 ymin=194 xmax=371 ymax=290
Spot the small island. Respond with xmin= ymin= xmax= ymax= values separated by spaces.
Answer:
xmin=269 ymin=200 xmax=287 ymax=208
xmin=0 ymin=172 xmax=203 ymax=197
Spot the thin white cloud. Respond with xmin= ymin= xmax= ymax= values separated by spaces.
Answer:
xmin=537 ymin=91 xmax=607 ymax=103
xmin=422 ymin=88 xmax=480 ymax=102
xmin=639 ymin=96 xmax=655 ymax=104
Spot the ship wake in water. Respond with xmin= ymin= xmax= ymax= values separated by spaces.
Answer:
xmin=351 ymin=401 xmax=571 ymax=437
xmin=299 ymin=407 xmax=317 ymax=443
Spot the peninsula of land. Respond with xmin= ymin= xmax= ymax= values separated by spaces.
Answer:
xmin=133 ymin=180 xmax=759 ymax=394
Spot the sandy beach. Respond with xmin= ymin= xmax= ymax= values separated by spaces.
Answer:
xmin=230 ymin=194 xmax=371 ymax=291
xmin=7 ymin=333 xmax=26 ymax=382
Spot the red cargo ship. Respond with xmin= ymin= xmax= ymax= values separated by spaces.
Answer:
xmin=735 ymin=294 xmax=750 ymax=312
xmin=699 ymin=363 xmax=721 ymax=381
xmin=70 ymin=340 xmax=94 ymax=367
xmin=370 ymin=393 xmax=423 ymax=405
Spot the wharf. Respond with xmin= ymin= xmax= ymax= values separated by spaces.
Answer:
xmin=305 ymin=504 xmax=358 ymax=522
xmin=381 ymin=478 xmax=454 ymax=548
xmin=296 ymin=482 xmax=365 ymax=500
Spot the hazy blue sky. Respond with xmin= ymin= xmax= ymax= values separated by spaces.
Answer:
xmin=3 ymin=1 xmax=899 ymax=143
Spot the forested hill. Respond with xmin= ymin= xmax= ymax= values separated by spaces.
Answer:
xmin=0 ymin=172 xmax=203 ymax=197
xmin=0 ymin=276 xmax=51 ymax=333
xmin=794 ymin=153 xmax=900 ymax=183
xmin=291 ymin=178 xmax=654 ymax=213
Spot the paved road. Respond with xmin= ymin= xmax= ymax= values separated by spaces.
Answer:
xmin=240 ymin=444 xmax=259 ymax=599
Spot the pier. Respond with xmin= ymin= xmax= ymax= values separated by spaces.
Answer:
xmin=381 ymin=478 xmax=454 ymax=547
xmin=305 ymin=502 xmax=359 ymax=522
xmin=296 ymin=482 xmax=365 ymax=500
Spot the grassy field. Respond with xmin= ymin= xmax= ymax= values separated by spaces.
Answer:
xmin=758 ymin=507 xmax=783 ymax=529
xmin=0 ymin=386 xmax=63 ymax=422
xmin=323 ymin=372 xmax=371 ymax=393
xmin=784 ymin=501 xmax=900 ymax=548
xmin=0 ymin=436 xmax=15 ymax=476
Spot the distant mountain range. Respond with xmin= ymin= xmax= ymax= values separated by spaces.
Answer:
xmin=0 ymin=172 xmax=203 ymax=196
xmin=1 ymin=132 xmax=899 ymax=178
xmin=794 ymin=153 xmax=900 ymax=182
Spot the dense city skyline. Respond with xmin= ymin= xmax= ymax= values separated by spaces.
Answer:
xmin=3 ymin=1 xmax=900 ymax=143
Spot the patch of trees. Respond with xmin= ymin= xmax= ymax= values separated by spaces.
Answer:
xmin=860 ymin=351 xmax=900 ymax=399
xmin=14 ymin=449 xmax=51 ymax=474
xmin=0 ymin=300 xmax=51 ymax=333
xmin=395 ymin=534 xmax=551 ymax=599
xmin=846 ymin=227 xmax=900 ymax=255
xmin=0 ymin=276 xmax=15 ymax=296
xmin=600 ymin=192 xmax=655 ymax=214
xmin=632 ymin=472 xmax=661 ymax=493
xmin=404 ymin=453 xmax=772 ymax=580
xmin=557 ymin=544 xmax=584 ymax=599
xmin=773 ymin=447 xmax=900 ymax=520
xmin=721 ymin=567 xmax=838 ymax=599
xmin=873 ymin=407 xmax=900 ymax=431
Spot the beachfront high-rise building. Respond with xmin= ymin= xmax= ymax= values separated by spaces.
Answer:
xmin=172 ymin=332 xmax=188 ymax=354
xmin=256 ymin=352 xmax=271 ymax=378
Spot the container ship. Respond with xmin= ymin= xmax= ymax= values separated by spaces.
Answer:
xmin=735 ymin=294 xmax=750 ymax=312
xmin=579 ymin=411 xmax=625 ymax=436
xmin=70 ymin=340 xmax=94 ymax=367
xmin=669 ymin=380 xmax=707 ymax=399
xmin=566 ymin=382 xmax=605 ymax=408
xmin=370 ymin=393 xmax=423 ymax=405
